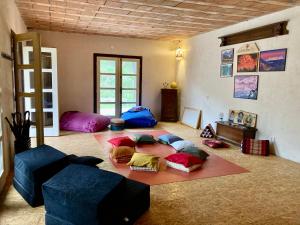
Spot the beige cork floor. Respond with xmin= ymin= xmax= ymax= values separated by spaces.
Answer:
xmin=0 ymin=122 xmax=300 ymax=225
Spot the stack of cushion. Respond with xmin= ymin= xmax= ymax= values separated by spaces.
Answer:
xmin=108 ymin=136 xmax=136 ymax=163
xmin=165 ymin=146 xmax=209 ymax=172
xmin=110 ymin=146 xmax=136 ymax=163
xmin=157 ymin=133 xmax=209 ymax=172
xmin=127 ymin=153 xmax=160 ymax=172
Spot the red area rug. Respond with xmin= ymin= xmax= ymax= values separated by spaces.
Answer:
xmin=94 ymin=130 xmax=248 ymax=185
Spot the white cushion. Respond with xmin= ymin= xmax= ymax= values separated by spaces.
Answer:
xmin=170 ymin=140 xmax=195 ymax=151
xmin=166 ymin=160 xmax=201 ymax=172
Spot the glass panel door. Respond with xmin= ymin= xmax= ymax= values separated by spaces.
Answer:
xmin=97 ymin=57 xmax=120 ymax=117
xmin=95 ymin=55 xmax=141 ymax=117
xmin=23 ymin=47 xmax=59 ymax=136
xmin=121 ymin=58 xmax=140 ymax=113
xmin=13 ymin=32 xmax=44 ymax=146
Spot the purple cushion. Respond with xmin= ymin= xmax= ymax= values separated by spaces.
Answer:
xmin=60 ymin=111 xmax=110 ymax=133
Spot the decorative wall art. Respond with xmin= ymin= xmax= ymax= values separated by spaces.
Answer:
xmin=221 ymin=48 xmax=234 ymax=63
xmin=220 ymin=63 xmax=233 ymax=78
xmin=237 ymin=53 xmax=259 ymax=72
xmin=259 ymin=48 xmax=287 ymax=71
xmin=234 ymin=75 xmax=259 ymax=100
xmin=237 ymin=43 xmax=260 ymax=54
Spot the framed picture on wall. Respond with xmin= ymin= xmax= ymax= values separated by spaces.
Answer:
xmin=237 ymin=53 xmax=259 ymax=72
xmin=220 ymin=63 xmax=233 ymax=78
xmin=234 ymin=75 xmax=259 ymax=100
xmin=221 ymin=48 xmax=234 ymax=63
xmin=259 ymin=48 xmax=287 ymax=72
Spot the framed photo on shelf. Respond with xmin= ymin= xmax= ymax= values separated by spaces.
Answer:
xmin=243 ymin=111 xmax=257 ymax=128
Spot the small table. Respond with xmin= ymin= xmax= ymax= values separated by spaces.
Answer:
xmin=215 ymin=121 xmax=257 ymax=146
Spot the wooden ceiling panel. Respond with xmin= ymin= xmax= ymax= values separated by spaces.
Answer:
xmin=15 ymin=0 xmax=299 ymax=40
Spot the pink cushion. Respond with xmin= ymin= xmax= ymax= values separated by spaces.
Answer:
xmin=60 ymin=111 xmax=110 ymax=133
xmin=202 ymin=139 xmax=229 ymax=148
xmin=165 ymin=153 xmax=204 ymax=168
xmin=108 ymin=136 xmax=136 ymax=147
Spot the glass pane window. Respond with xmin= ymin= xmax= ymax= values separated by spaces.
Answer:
xmin=30 ymin=112 xmax=53 ymax=127
xmin=122 ymin=103 xmax=136 ymax=113
xmin=44 ymin=112 xmax=53 ymax=127
xmin=43 ymin=72 xmax=52 ymax=89
xmin=30 ymin=93 xmax=53 ymax=108
xmin=100 ymin=104 xmax=115 ymax=116
xmin=42 ymin=52 xmax=52 ymax=69
xmin=122 ymin=76 xmax=136 ymax=89
xmin=30 ymin=72 xmax=53 ymax=90
xmin=122 ymin=90 xmax=136 ymax=102
xmin=100 ymin=75 xmax=115 ymax=88
xmin=122 ymin=61 xmax=137 ymax=75
xmin=100 ymin=89 xmax=115 ymax=102
xmin=100 ymin=60 xmax=116 ymax=74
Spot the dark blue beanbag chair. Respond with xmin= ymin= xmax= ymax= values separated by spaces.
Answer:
xmin=13 ymin=145 xmax=68 ymax=207
xmin=121 ymin=106 xmax=157 ymax=128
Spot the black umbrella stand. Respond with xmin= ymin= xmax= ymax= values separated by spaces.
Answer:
xmin=5 ymin=111 xmax=31 ymax=154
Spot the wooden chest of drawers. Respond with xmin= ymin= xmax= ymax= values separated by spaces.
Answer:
xmin=216 ymin=121 xmax=257 ymax=146
xmin=161 ymin=89 xmax=178 ymax=122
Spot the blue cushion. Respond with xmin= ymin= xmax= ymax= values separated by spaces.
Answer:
xmin=42 ymin=164 xmax=126 ymax=225
xmin=158 ymin=134 xmax=183 ymax=144
xmin=13 ymin=145 xmax=68 ymax=207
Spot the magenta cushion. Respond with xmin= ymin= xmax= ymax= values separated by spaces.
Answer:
xmin=60 ymin=111 xmax=110 ymax=133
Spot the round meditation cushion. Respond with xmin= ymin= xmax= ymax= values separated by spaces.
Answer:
xmin=110 ymin=118 xmax=125 ymax=131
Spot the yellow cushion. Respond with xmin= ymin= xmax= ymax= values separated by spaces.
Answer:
xmin=127 ymin=152 xmax=159 ymax=170
xmin=110 ymin=146 xmax=135 ymax=159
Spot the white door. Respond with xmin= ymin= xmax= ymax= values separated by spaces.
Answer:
xmin=23 ymin=47 xmax=59 ymax=136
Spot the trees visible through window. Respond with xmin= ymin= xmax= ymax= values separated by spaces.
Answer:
xmin=94 ymin=54 xmax=142 ymax=117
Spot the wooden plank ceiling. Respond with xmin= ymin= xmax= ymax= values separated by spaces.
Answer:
xmin=15 ymin=0 xmax=300 ymax=40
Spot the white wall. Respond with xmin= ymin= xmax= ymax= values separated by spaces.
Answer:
xmin=0 ymin=0 xmax=27 ymax=191
xmin=36 ymin=30 xmax=176 ymax=118
xmin=177 ymin=6 xmax=300 ymax=163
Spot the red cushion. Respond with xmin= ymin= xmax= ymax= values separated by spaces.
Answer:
xmin=165 ymin=153 xmax=204 ymax=168
xmin=108 ymin=136 xmax=136 ymax=147
xmin=202 ymin=139 xmax=229 ymax=148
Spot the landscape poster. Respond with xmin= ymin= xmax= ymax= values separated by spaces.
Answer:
xmin=259 ymin=49 xmax=287 ymax=71
xmin=234 ymin=75 xmax=259 ymax=100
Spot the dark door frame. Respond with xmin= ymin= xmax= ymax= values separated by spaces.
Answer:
xmin=93 ymin=53 xmax=143 ymax=114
